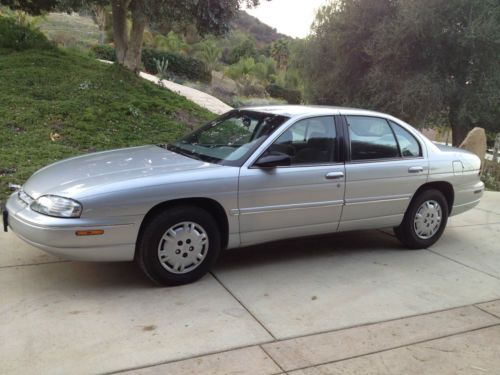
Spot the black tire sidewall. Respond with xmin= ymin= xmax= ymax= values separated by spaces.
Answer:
xmin=396 ymin=189 xmax=449 ymax=249
xmin=137 ymin=206 xmax=221 ymax=286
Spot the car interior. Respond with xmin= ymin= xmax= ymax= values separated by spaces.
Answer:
xmin=268 ymin=117 xmax=336 ymax=164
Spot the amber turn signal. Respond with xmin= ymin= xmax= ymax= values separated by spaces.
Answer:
xmin=75 ymin=230 xmax=104 ymax=236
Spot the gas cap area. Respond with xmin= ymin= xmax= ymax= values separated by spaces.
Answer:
xmin=453 ymin=160 xmax=464 ymax=175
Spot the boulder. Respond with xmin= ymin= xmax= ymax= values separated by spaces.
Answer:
xmin=459 ymin=127 xmax=487 ymax=170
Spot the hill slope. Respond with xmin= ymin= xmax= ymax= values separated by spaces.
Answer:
xmin=0 ymin=46 xmax=213 ymax=203
xmin=232 ymin=11 xmax=290 ymax=46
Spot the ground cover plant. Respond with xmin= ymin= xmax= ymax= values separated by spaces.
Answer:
xmin=0 ymin=17 xmax=214 ymax=203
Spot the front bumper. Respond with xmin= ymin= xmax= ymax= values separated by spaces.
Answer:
xmin=4 ymin=192 xmax=139 ymax=261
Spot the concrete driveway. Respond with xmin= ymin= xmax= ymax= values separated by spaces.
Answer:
xmin=1 ymin=192 xmax=500 ymax=374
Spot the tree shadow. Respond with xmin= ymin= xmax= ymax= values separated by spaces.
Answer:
xmin=216 ymin=229 xmax=402 ymax=272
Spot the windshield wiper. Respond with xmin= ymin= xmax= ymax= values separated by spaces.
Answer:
xmin=168 ymin=144 xmax=204 ymax=161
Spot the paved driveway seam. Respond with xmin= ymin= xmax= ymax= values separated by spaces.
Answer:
xmin=247 ymin=299 xmax=500 ymax=343
xmin=282 ymin=323 xmax=500 ymax=374
xmin=210 ymin=271 xmax=278 ymax=341
xmin=110 ymin=304 xmax=500 ymax=374
xmin=259 ymin=344 xmax=287 ymax=374
xmin=107 ymin=342 xmax=278 ymax=375
xmin=475 ymin=304 xmax=500 ymax=320
xmin=426 ymin=248 xmax=500 ymax=281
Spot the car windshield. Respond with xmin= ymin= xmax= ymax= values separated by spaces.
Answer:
xmin=167 ymin=110 xmax=289 ymax=166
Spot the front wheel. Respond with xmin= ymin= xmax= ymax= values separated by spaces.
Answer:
xmin=136 ymin=206 xmax=221 ymax=286
xmin=394 ymin=189 xmax=449 ymax=249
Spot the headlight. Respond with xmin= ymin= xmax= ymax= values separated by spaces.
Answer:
xmin=31 ymin=195 xmax=82 ymax=218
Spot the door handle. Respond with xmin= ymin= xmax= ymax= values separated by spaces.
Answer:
xmin=408 ymin=166 xmax=424 ymax=173
xmin=325 ymin=172 xmax=344 ymax=180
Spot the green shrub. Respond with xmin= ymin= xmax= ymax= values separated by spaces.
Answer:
xmin=266 ymin=84 xmax=302 ymax=104
xmin=91 ymin=44 xmax=116 ymax=61
xmin=90 ymin=45 xmax=211 ymax=82
xmin=482 ymin=160 xmax=500 ymax=191
xmin=0 ymin=17 xmax=53 ymax=51
xmin=231 ymin=96 xmax=287 ymax=108
xmin=142 ymin=48 xmax=211 ymax=83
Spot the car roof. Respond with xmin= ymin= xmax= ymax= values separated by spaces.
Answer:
xmin=240 ymin=105 xmax=391 ymax=119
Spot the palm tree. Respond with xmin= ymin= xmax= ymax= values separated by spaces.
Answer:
xmin=271 ymin=39 xmax=290 ymax=71
xmin=197 ymin=40 xmax=222 ymax=72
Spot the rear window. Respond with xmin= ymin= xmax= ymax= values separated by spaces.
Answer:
xmin=390 ymin=121 xmax=422 ymax=157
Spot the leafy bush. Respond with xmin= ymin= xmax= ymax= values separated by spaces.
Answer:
xmin=239 ymin=77 xmax=266 ymax=97
xmin=225 ymin=56 xmax=276 ymax=85
xmin=142 ymin=48 xmax=211 ymax=83
xmin=91 ymin=44 xmax=116 ymax=61
xmin=223 ymin=37 xmax=258 ymax=65
xmin=0 ymin=17 xmax=53 ymax=51
xmin=482 ymin=160 xmax=500 ymax=191
xmin=90 ymin=45 xmax=211 ymax=82
xmin=231 ymin=96 xmax=287 ymax=108
xmin=266 ymin=84 xmax=302 ymax=104
xmin=149 ymin=31 xmax=190 ymax=55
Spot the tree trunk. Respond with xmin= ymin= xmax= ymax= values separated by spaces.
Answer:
xmin=111 ymin=0 xmax=130 ymax=64
xmin=449 ymin=100 xmax=468 ymax=147
xmin=124 ymin=0 xmax=146 ymax=72
xmin=92 ymin=4 xmax=107 ymax=44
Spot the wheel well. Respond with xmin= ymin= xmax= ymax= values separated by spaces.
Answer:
xmin=137 ymin=198 xmax=229 ymax=251
xmin=413 ymin=182 xmax=454 ymax=214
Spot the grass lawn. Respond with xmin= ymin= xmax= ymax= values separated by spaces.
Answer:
xmin=0 ymin=46 xmax=214 ymax=203
xmin=38 ymin=12 xmax=100 ymax=48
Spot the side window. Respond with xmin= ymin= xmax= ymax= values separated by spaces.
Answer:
xmin=269 ymin=116 xmax=337 ymax=165
xmin=390 ymin=121 xmax=422 ymax=157
xmin=347 ymin=116 xmax=399 ymax=161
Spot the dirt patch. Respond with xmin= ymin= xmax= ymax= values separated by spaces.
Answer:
xmin=142 ymin=324 xmax=157 ymax=332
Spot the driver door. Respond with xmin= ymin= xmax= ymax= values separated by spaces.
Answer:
xmin=238 ymin=116 xmax=346 ymax=245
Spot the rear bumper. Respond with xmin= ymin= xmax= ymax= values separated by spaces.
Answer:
xmin=451 ymin=180 xmax=484 ymax=216
xmin=5 ymin=192 xmax=138 ymax=261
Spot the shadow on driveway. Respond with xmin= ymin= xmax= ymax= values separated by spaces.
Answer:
xmin=216 ymin=229 xmax=401 ymax=271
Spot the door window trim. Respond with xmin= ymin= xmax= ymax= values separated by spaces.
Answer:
xmin=388 ymin=120 xmax=423 ymax=159
xmin=343 ymin=115 xmax=424 ymax=164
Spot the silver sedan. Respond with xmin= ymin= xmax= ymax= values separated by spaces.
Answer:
xmin=3 ymin=106 xmax=484 ymax=285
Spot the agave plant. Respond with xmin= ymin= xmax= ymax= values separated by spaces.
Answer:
xmin=154 ymin=57 xmax=169 ymax=81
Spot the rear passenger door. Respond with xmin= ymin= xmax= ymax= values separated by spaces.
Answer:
xmin=340 ymin=115 xmax=428 ymax=231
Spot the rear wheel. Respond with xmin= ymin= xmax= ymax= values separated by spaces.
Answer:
xmin=394 ymin=189 xmax=448 ymax=249
xmin=136 ymin=206 xmax=221 ymax=286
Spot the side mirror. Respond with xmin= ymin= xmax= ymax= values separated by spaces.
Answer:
xmin=254 ymin=152 xmax=291 ymax=168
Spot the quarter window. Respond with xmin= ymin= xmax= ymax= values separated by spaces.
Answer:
xmin=390 ymin=121 xmax=422 ymax=157
xmin=268 ymin=116 xmax=337 ymax=165
xmin=347 ymin=116 xmax=399 ymax=160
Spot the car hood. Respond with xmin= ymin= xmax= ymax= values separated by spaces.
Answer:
xmin=23 ymin=145 xmax=219 ymax=199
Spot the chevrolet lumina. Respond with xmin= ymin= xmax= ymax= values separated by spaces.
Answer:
xmin=3 ymin=106 xmax=484 ymax=285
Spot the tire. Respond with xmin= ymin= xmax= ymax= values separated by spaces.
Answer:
xmin=136 ymin=205 xmax=221 ymax=286
xmin=394 ymin=189 xmax=449 ymax=249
